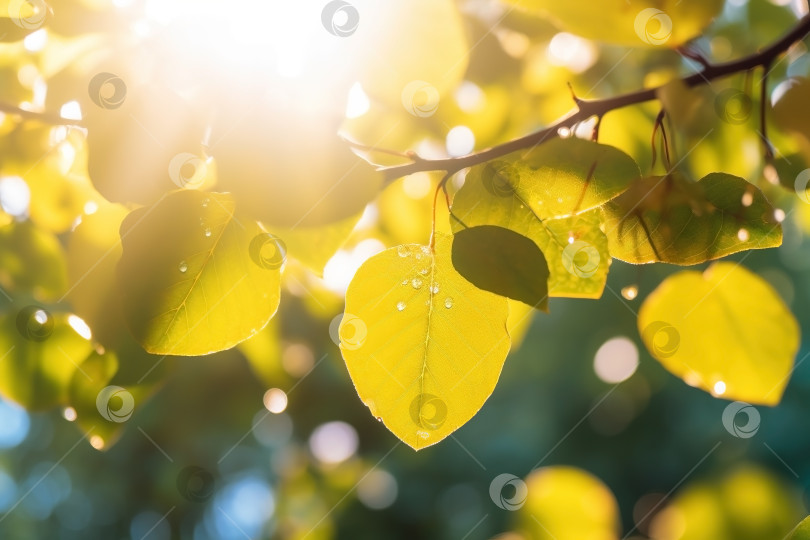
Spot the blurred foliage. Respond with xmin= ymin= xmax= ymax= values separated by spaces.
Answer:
xmin=0 ymin=0 xmax=809 ymax=539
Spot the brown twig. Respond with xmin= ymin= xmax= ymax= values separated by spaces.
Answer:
xmin=380 ymin=15 xmax=810 ymax=183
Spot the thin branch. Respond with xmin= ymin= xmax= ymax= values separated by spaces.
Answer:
xmin=381 ymin=15 xmax=810 ymax=183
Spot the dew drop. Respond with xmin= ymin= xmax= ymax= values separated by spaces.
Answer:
xmin=737 ymin=228 xmax=750 ymax=242
xmin=203 ymin=227 xmax=212 ymax=238
xmin=444 ymin=297 xmax=454 ymax=309
xmin=397 ymin=245 xmax=410 ymax=258
xmin=621 ymin=285 xmax=638 ymax=300
xmin=419 ymin=268 xmax=429 ymax=276
xmin=397 ymin=301 xmax=406 ymax=311
xmin=430 ymin=284 xmax=440 ymax=294
xmin=417 ymin=430 xmax=430 ymax=440
xmin=411 ymin=278 xmax=423 ymax=289
xmin=179 ymin=261 xmax=188 ymax=273
xmin=421 ymin=246 xmax=431 ymax=255
xmin=202 ymin=198 xmax=209 ymax=208
xmin=376 ymin=417 xmax=383 ymax=422
xmin=401 ymin=279 xmax=409 ymax=286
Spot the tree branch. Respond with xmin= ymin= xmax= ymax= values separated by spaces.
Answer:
xmin=380 ymin=15 xmax=810 ymax=183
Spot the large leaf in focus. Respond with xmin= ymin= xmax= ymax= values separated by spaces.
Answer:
xmin=340 ymin=233 xmax=510 ymax=449
xmin=0 ymin=220 xmax=67 ymax=300
xmin=503 ymin=0 xmax=723 ymax=48
xmin=351 ymin=0 xmax=468 ymax=107
xmin=638 ymin=262 xmax=799 ymax=405
xmin=66 ymin=203 xmax=130 ymax=348
xmin=518 ymin=466 xmax=620 ymax=540
xmin=451 ymin=225 xmax=550 ymax=310
xmin=452 ymin=162 xmax=612 ymax=298
xmin=0 ymin=306 xmax=93 ymax=410
xmin=117 ymin=191 xmax=282 ymax=356
xmin=602 ymin=173 xmax=782 ymax=265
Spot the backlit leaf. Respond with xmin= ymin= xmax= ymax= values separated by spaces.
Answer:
xmin=503 ymin=0 xmax=724 ymax=48
xmin=638 ymin=262 xmax=799 ymax=405
xmin=117 ymin=190 xmax=282 ymax=356
xmin=451 ymin=225 xmax=550 ymax=310
xmin=602 ymin=172 xmax=782 ymax=265
xmin=0 ymin=305 xmax=93 ymax=410
xmin=340 ymin=233 xmax=510 ymax=450
xmin=788 ymin=517 xmax=810 ymax=540
xmin=0 ymin=220 xmax=67 ymax=300
xmin=517 ymin=466 xmax=620 ymax=540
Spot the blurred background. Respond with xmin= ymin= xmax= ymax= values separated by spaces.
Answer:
xmin=1 ymin=0 xmax=810 ymax=538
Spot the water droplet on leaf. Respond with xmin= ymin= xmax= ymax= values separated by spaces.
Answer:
xmin=397 ymin=301 xmax=406 ymax=311
xmin=444 ymin=297 xmax=454 ymax=309
xmin=179 ymin=261 xmax=188 ymax=273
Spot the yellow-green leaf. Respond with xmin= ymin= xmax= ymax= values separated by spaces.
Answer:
xmin=340 ymin=233 xmax=510 ymax=450
xmin=517 ymin=466 xmax=620 ymax=540
xmin=451 ymin=142 xmax=627 ymax=298
xmin=503 ymin=0 xmax=724 ymax=48
xmin=0 ymin=220 xmax=68 ymax=300
xmin=0 ymin=306 xmax=93 ymax=410
xmin=602 ymin=172 xmax=782 ymax=265
xmin=773 ymin=77 xmax=810 ymax=163
xmin=788 ymin=517 xmax=810 ymax=540
xmin=451 ymin=225 xmax=550 ymax=310
xmin=352 ymin=0 xmax=468 ymax=108
xmin=117 ymin=190 xmax=282 ymax=356
xmin=638 ymin=262 xmax=799 ymax=405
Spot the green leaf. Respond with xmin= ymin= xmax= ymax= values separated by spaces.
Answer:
xmin=773 ymin=77 xmax=810 ymax=163
xmin=0 ymin=305 xmax=93 ymax=410
xmin=602 ymin=172 xmax=782 ymax=265
xmin=117 ymin=190 xmax=282 ymax=356
xmin=451 ymin=139 xmax=634 ymax=298
xmin=788 ymin=517 xmax=810 ymax=540
xmin=467 ymin=138 xmax=640 ymax=220
xmin=451 ymin=225 xmax=550 ymax=310
xmin=638 ymin=262 xmax=799 ymax=405
xmin=0 ymin=220 xmax=67 ymax=300
xmin=340 ymin=233 xmax=510 ymax=450
xmin=503 ymin=0 xmax=724 ymax=48
xmin=451 ymin=166 xmax=611 ymax=298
